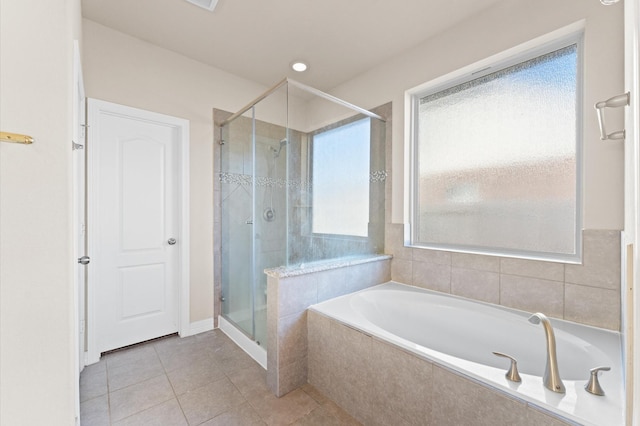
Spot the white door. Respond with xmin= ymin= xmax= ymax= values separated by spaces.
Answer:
xmin=87 ymin=99 xmax=189 ymax=356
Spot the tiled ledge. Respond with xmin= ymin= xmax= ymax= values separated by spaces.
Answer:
xmin=265 ymin=254 xmax=392 ymax=279
xmin=266 ymin=255 xmax=391 ymax=397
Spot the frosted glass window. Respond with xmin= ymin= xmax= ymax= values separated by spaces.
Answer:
xmin=312 ymin=118 xmax=370 ymax=237
xmin=413 ymin=42 xmax=580 ymax=258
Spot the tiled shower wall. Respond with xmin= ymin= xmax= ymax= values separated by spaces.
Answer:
xmin=385 ymin=225 xmax=621 ymax=330
xmin=213 ymin=104 xmax=389 ymax=328
xmin=285 ymin=114 xmax=386 ymax=264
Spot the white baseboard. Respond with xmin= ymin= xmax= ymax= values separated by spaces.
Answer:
xmin=218 ymin=315 xmax=267 ymax=369
xmin=182 ymin=318 xmax=214 ymax=337
xmin=85 ymin=350 xmax=100 ymax=365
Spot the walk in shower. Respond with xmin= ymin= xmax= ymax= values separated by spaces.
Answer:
xmin=214 ymin=79 xmax=386 ymax=366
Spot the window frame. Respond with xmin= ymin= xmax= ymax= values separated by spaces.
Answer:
xmin=405 ymin=29 xmax=584 ymax=263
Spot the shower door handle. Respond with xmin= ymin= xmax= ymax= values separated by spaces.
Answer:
xmin=168 ymin=238 xmax=177 ymax=245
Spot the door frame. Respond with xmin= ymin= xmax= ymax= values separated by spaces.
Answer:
xmin=85 ymin=99 xmax=190 ymax=364
xmin=625 ymin=0 xmax=640 ymax=424
xmin=72 ymin=40 xmax=85 ymax=426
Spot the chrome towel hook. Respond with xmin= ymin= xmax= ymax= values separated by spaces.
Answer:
xmin=595 ymin=92 xmax=630 ymax=141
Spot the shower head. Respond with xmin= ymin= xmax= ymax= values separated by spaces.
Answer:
xmin=272 ymin=138 xmax=289 ymax=158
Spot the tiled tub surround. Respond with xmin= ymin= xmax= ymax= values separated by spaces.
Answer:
xmin=308 ymin=284 xmax=623 ymax=426
xmin=265 ymin=255 xmax=391 ymax=397
xmin=386 ymin=226 xmax=621 ymax=331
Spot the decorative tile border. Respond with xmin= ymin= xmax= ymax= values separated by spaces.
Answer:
xmin=370 ymin=170 xmax=388 ymax=182
xmin=219 ymin=172 xmax=309 ymax=189
xmin=218 ymin=170 xmax=388 ymax=189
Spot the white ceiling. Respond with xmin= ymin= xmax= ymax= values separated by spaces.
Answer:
xmin=81 ymin=0 xmax=505 ymax=91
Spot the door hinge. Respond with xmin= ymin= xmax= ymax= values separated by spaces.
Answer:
xmin=72 ymin=140 xmax=84 ymax=150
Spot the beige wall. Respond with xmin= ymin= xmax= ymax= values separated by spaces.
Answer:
xmin=327 ymin=0 xmax=624 ymax=331
xmin=330 ymin=0 xmax=625 ymax=229
xmin=82 ymin=19 xmax=269 ymax=322
xmin=0 ymin=1 xmax=626 ymax=424
xmin=83 ymin=0 xmax=624 ymax=324
xmin=0 ymin=0 xmax=81 ymax=424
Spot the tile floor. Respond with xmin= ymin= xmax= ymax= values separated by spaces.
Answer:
xmin=80 ymin=329 xmax=360 ymax=425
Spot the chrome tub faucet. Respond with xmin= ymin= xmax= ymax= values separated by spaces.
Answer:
xmin=528 ymin=312 xmax=566 ymax=393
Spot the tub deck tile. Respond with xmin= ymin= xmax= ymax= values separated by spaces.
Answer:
xmin=369 ymin=338 xmax=433 ymax=426
xmin=525 ymin=405 xmax=577 ymax=426
xmin=431 ymin=365 xmax=528 ymax=426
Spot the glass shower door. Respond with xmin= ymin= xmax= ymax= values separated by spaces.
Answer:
xmin=219 ymin=95 xmax=287 ymax=349
xmin=220 ymin=109 xmax=256 ymax=339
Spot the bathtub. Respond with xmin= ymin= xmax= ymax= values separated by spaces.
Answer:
xmin=308 ymin=281 xmax=623 ymax=426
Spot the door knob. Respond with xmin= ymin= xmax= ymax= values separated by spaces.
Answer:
xmin=168 ymin=238 xmax=177 ymax=245
xmin=77 ymin=256 xmax=91 ymax=265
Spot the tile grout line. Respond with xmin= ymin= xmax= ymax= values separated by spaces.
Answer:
xmin=160 ymin=331 xmax=258 ymax=425
xmin=106 ymin=340 xmax=186 ymax=424
xmin=153 ymin=342 xmax=190 ymax=425
xmin=104 ymin=355 xmax=113 ymax=425
xmin=221 ymin=370 xmax=263 ymax=425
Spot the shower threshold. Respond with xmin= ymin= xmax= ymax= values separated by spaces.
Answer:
xmin=218 ymin=315 xmax=267 ymax=369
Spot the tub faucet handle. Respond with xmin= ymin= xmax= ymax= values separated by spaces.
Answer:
xmin=493 ymin=351 xmax=522 ymax=383
xmin=585 ymin=366 xmax=611 ymax=396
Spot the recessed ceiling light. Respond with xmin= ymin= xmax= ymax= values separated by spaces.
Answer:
xmin=185 ymin=0 xmax=219 ymax=11
xmin=291 ymin=61 xmax=308 ymax=72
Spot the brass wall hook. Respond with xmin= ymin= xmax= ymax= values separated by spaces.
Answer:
xmin=1 ymin=131 xmax=34 ymax=144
